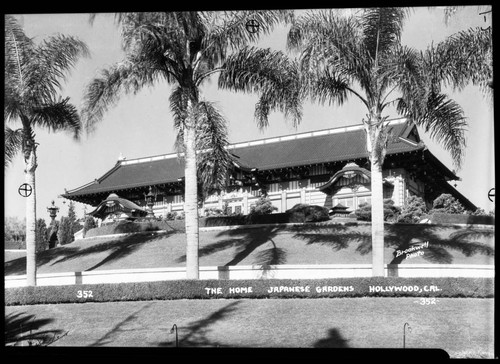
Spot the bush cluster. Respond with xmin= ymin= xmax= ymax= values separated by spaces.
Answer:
xmin=5 ymin=277 xmax=493 ymax=306
xmin=286 ymin=204 xmax=330 ymax=222
xmin=356 ymin=199 xmax=400 ymax=222
xmin=84 ymin=220 xmax=174 ymax=238
xmin=430 ymin=213 xmax=495 ymax=225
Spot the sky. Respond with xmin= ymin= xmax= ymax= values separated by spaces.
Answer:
xmin=4 ymin=6 xmax=494 ymax=223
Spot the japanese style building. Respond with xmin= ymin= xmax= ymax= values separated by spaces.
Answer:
xmin=61 ymin=118 xmax=476 ymax=219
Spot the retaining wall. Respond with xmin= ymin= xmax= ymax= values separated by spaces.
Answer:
xmin=5 ymin=263 xmax=494 ymax=288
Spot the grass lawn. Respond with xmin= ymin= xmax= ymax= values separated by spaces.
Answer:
xmin=5 ymin=297 xmax=494 ymax=358
xmin=4 ymin=223 xmax=494 ymax=275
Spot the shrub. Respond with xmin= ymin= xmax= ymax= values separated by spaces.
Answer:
xmin=430 ymin=193 xmax=465 ymax=215
xmin=356 ymin=199 xmax=400 ymax=222
xmin=35 ymin=218 xmax=49 ymax=252
xmin=203 ymin=207 xmax=224 ymax=217
xmin=163 ymin=211 xmax=178 ymax=221
xmin=430 ymin=213 xmax=494 ymax=225
xmin=397 ymin=195 xmax=428 ymax=224
xmin=286 ymin=204 xmax=330 ymax=222
xmin=84 ymin=220 xmax=173 ymax=238
xmin=82 ymin=216 xmax=97 ymax=238
xmin=57 ymin=217 xmax=73 ymax=245
xmin=249 ymin=196 xmax=278 ymax=215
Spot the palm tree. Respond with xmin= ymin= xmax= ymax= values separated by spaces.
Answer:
xmin=282 ymin=8 xmax=492 ymax=276
xmin=4 ymin=15 xmax=89 ymax=286
xmin=82 ymin=11 xmax=297 ymax=279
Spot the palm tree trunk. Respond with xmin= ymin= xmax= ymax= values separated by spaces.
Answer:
xmin=370 ymin=157 xmax=385 ymax=277
xmin=25 ymin=148 xmax=37 ymax=286
xmin=184 ymin=119 xmax=200 ymax=279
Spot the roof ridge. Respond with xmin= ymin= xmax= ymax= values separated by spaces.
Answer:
xmin=120 ymin=117 xmax=408 ymax=166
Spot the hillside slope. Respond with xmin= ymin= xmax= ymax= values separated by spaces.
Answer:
xmin=5 ymin=223 xmax=494 ymax=276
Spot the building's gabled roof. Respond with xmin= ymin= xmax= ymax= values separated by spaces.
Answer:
xmin=61 ymin=118 xmax=450 ymax=201
xmin=229 ymin=119 xmax=422 ymax=170
xmin=87 ymin=193 xmax=148 ymax=219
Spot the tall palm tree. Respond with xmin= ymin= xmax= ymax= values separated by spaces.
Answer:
xmin=4 ymin=15 xmax=89 ymax=285
xmin=82 ymin=11 xmax=297 ymax=279
xmin=281 ymin=8 xmax=492 ymax=276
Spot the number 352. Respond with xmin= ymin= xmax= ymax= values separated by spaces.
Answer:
xmin=77 ymin=290 xmax=93 ymax=298
xmin=418 ymin=298 xmax=437 ymax=305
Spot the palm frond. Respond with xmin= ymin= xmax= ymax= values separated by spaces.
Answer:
xmin=31 ymin=97 xmax=82 ymax=140
xmin=4 ymin=127 xmax=23 ymax=167
xmin=194 ymin=101 xmax=232 ymax=197
xmin=82 ymin=57 xmax=163 ymax=134
xmin=408 ymin=92 xmax=467 ymax=169
xmin=434 ymin=27 xmax=492 ymax=96
xmin=4 ymin=15 xmax=34 ymax=107
xmin=219 ymin=46 xmax=302 ymax=128
xmin=287 ymin=9 xmax=355 ymax=53
xmin=204 ymin=10 xmax=294 ymax=67
xmin=310 ymin=69 xmax=350 ymax=107
xmin=361 ymin=7 xmax=409 ymax=61
xmin=287 ymin=10 xmax=372 ymax=105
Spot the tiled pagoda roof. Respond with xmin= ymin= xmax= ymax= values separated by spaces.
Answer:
xmin=61 ymin=118 xmax=456 ymax=201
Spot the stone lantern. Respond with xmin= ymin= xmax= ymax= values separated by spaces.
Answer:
xmin=146 ymin=187 xmax=155 ymax=219
xmin=47 ymin=200 xmax=59 ymax=225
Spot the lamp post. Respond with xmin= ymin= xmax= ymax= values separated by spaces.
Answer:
xmin=47 ymin=200 xmax=59 ymax=225
xmin=47 ymin=201 xmax=60 ymax=249
xmin=403 ymin=322 xmax=412 ymax=348
xmin=170 ymin=324 xmax=178 ymax=347
xmin=146 ymin=187 xmax=155 ymax=219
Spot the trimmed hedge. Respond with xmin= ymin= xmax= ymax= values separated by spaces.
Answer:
xmin=5 ymin=277 xmax=494 ymax=306
xmin=84 ymin=207 xmax=332 ymax=237
xmin=84 ymin=220 xmax=179 ymax=238
xmin=430 ymin=213 xmax=495 ymax=225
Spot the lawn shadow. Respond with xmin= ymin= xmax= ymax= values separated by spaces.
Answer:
xmin=313 ymin=328 xmax=350 ymax=348
xmin=290 ymin=223 xmax=370 ymax=253
xmin=176 ymin=226 xmax=289 ymax=268
xmin=5 ymin=232 xmax=172 ymax=275
xmin=5 ymin=312 xmax=67 ymax=346
xmin=5 ymin=246 xmax=80 ymax=276
xmin=91 ymin=302 xmax=153 ymax=347
xmin=56 ymin=232 xmax=173 ymax=271
xmin=154 ymin=301 xmax=242 ymax=347
xmin=290 ymin=223 xmax=494 ymax=276
xmin=384 ymin=224 xmax=494 ymax=263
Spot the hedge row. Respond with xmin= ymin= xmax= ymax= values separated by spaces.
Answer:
xmin=5 ymin=277 xmax=494 ymax=306
xmin=84 ymin=220 xmax=179 ymax=238
xmin=84 ymin=206 xmax=332 ymax=237
xmin=430 ymin=213 xmax=495 ymax=225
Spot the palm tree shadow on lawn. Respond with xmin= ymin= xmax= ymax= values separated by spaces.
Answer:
xmin=5 ymin=312 xmax=67 ymax=346
xmin=290 ymin=223 xmax=494 ymax=270
xmin=154 ymin=301 xmax=242 ymax=347
xmin=174 ymin=223 xmax=494 ymax=272
xmin=5 ymin=232 xmax=172 ymax=275
xmin=176 ymin=226 xmax=289 ymax=269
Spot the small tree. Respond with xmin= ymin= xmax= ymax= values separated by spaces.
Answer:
xmin=82 ymin=215 xmax=97 ymax=238
xmin=430 ymin=193 xmax=465 ymax=214
xmin=35 ymin=218 xmax=49 ymax=252
xmin=250 ymin=196 xmax=278 ymax=215
xmin=397 ymin=195 xmax=428 ymax=223
xmin=356 ymin=199 xmax=400 ymax=222
xmin=48 ymin=220 xmax=59 ymax=248
xmin=67 ymin=201 xmax=82 ymax=238
xmin=5 ymin=216 xmax=26 ymax=248
xmin=57 ymin=217 xmax=72 ymax=246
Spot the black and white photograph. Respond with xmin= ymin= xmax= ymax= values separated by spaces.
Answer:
xmin=4 ymin=6 xmax=494 ymax=359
